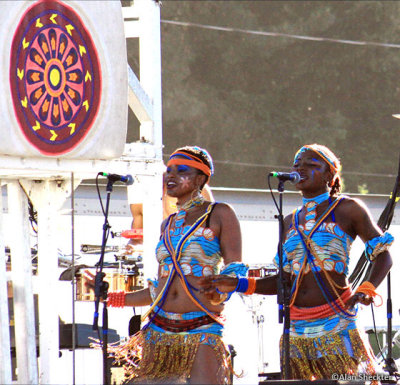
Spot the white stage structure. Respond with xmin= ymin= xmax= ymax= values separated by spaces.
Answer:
xmin=0 ymin=0 xmax=163 ymax=383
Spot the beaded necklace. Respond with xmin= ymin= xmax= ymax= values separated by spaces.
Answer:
xmin=174 ymin=193 xmax=205 ymax=229
xmin=302 ymin=192 xmax=330 ymax=234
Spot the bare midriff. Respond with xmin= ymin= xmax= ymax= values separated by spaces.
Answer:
xmin=156 ymin=274 xmax=224 ymax=314
xmin=293 ymin=270 xmax=349 ymax=307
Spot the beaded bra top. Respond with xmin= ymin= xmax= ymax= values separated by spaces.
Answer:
xmin=274 ymin=193 xmax=354 ymax=276
xmin=156 ymin=201 xmax=222 ymax=278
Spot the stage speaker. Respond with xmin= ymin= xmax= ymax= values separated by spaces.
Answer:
xmin=0 ymin=0 xmax=128 ymax=159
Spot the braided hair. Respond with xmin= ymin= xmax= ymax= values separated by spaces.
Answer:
xmin=330 ymin=175 xmax=342 ymax=197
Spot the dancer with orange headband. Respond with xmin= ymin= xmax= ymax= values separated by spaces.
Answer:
xmin=107 ymin=146 xmax=247 ymax=384
xmin=201 ymin=144 xmax=393 ymax=381
xmin=126 ymin=162 xmax=213 ymax=248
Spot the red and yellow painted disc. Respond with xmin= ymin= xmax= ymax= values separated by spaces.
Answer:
xmin=9 ymin=0 xmax=102 ymax=155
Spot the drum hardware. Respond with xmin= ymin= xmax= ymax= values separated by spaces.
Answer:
xmin=96 ymin=261 xmax=120 ymax=269
xmin=240 ymin=264 xmax=277 ymax=374
xmin=124 ymin=263 xmax=144 ymax=275
xmin=59 ymin=264 xmax=91 ymax=281
xmin=248 ymin=263 xmax=277 ymax=278
xmin=239 ymin=292 xmax=267 ymax=373
xmin=114 ymin=254 xmax=142 ymax=264
xmin=80 ymin=244 xmax=120 ymax=254
xmin=80 ymin=243 xmax=143 ymax=261
xmin=57 ymin=251 xmax=81 ymax=268
xmin=74 ymin=267 xmax=144 ymax=301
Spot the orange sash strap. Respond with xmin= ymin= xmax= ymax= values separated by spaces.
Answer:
xmin=290 ymin=287 xmax=353 ymax=320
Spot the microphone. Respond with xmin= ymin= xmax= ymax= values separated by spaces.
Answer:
xmin=100 ymin=172 xmax=134 ymax=185
xmin=269 ymin=171 xmax=301 ymax=184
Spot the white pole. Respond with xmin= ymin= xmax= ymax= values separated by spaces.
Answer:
xmin=136 ymin=0 xmax=164 ymax=273
xmin=7 ymin=181 xmax=38 ymax=384
xmin=21 ymin=179 xmax=73 ymax=384
xmin=138 ymin=0 xmax=163 ymax=156
xmin=0 ymin=182 xmax=12 ymax=384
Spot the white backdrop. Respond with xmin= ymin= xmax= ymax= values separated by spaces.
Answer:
xmin=0 ymin=0 xmax=127 ymax=159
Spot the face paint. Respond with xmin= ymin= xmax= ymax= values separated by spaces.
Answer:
xmin=311 ymin=158 xmax=324 ymax=171
xmin=180 ymin=176 xmax=191 ymax=189
xmin=177 ymin=165 xmax=190 ymax=172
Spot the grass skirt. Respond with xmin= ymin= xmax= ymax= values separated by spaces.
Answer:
xmin=281 ymin=314 xmax=378 ymax=382
xmin=109 ymin=326 xmax=232 ymax=384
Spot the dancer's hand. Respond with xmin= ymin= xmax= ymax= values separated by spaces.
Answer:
xmin=346 ymin=292 xmax=373 ymax=309
xmin=199 ymin=275 xmax=238 ymax=295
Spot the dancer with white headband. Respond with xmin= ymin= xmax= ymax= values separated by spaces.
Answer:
xmin=201 ymin=143 xmax=393 ymax=382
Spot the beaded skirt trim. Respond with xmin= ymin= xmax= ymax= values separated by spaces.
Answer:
xmin=281 ymin=326 xmax=377 ymax=383
xmin=109 ymin=328 xmax=233 ymax=383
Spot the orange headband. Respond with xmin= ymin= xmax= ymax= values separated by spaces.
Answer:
xmin=167 ymin=158 xmax=212 ymax=176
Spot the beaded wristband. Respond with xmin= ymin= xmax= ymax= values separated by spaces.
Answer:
xmin=107 ymin=291 xmax=126 ymax=307
xmin=244 ymin=278 xmax=257 ymax=295
xmin=236 ymin=277 xmax=249 ymax=293
xmin=355 ymin=281 xmax=382 ymax=306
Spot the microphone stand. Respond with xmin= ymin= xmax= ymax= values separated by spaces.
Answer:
xmin=93 ymin=177 xmax=115 ymax=385
xmin=382 ymin=272 xmax=399 ymax=383
xmin=275 ymin=180 xmax=291 ymax=380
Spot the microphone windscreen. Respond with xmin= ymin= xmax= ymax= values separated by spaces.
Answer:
xmin=125 ymin=174 xmax=134 ymax=185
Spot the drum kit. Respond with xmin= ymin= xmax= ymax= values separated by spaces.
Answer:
xmin=62 ymin=229 xmax=145 ymax=301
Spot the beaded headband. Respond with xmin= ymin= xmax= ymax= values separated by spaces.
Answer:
xmin=294 ymin=144 xmax=342 ymax=174
xmin=167 ymin=150 xmax=212 ymax=177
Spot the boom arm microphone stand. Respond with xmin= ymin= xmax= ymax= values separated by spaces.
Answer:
xmin=93 ymin=174 xmax=115 ymax=385
xmin=383 ymin=272 xmax=399 ymax=382
xmin=268 ymin=174 xmax=291 ymax=379
xmin=349 ymin=154 xmax=400 ymax=383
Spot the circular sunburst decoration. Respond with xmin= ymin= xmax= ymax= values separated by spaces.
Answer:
xmin=9 ymin=0 xmax=101 ymax=156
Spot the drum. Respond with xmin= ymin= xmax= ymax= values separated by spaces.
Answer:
xmin=248 ymin=264 xmax=277 ymax=278
xmin=75 ymin=268 xmax=144 ymax=301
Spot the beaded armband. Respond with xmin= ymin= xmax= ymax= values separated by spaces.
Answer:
xmin=107 ymin=291 xmax=126 ymax=307
xmin=220 ymin=262 xmax=249 ymax=277
xmin=365 ymin=232 xmax=394 ymax=262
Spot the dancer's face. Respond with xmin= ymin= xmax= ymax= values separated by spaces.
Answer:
xmin=165 ymin=161 xmax=204 ymax=199
xmin=292 ymin=150 xmax=332 ymax=197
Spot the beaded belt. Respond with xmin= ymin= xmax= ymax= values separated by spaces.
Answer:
xmin=151 ymin=312 xmax=216 ymax=332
